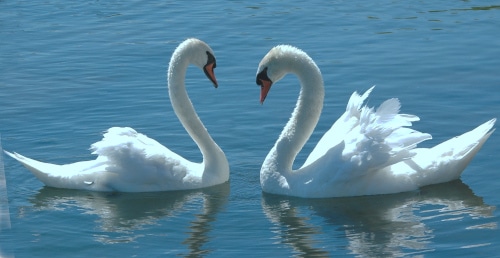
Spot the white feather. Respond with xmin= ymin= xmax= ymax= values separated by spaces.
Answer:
xmin=258 ymin=45 xmax=495 ymax=198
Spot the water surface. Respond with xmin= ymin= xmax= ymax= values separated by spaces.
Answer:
xmin=1 ymin=1 xmax=499 ymax=257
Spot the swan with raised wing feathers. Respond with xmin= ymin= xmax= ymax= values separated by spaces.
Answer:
xmin=5 ymin=38 xmax=229 ymax=192
xmin=256 ymin=45 xmax=495 ymax=198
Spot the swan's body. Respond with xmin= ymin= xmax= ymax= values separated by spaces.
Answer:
xmin=5 ymin=38 xmax=229 ymax=192
xmin=256 ymin=45 xmax=495 ymax=198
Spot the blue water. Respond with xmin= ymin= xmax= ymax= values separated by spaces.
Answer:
xmin=1 ymin=1 xmax=499 ymax=257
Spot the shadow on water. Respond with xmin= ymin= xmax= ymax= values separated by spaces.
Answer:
xmin=262 ymin=180 xmax=496 ymax=257
xmin=28 ymin=182 xmax=230 ymax=257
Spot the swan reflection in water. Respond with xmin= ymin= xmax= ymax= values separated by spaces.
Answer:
xmin=28 ymin=182 xmax=229 ymax=255
xmin=262 ymin=180 xmax=496 ymax=257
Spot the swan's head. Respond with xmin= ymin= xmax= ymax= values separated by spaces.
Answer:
xmin=174 ymin=38 xmax=218 ymax=87
xmin=256 ymin=45 xmax=309 ymax=104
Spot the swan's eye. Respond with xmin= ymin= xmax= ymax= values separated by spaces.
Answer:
xmin=256 ymin=67 xmax=271 ymax=85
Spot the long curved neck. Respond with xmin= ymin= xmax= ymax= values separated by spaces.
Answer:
xmin=266 ymin=56 xmax=324 ymax=174
xmin=167 ymin=50 xmax=227 ymax=181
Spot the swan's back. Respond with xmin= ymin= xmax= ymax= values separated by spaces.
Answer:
xmin=5 ymin=127 xmax=204 ymax=192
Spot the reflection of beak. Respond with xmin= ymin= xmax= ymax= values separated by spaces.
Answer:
xmin=259 ymin=79 xmax=272 ymax=104
xmin=203 ymin=63 xmax=218 ymax=88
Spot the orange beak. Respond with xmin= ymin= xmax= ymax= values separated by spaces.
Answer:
xmin=203 ymin=62 xmax=218 ymax=88
xmin=259 ymin=79 xmax=272 ymax=104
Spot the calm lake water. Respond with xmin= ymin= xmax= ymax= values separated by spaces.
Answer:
xmin=1 ymin=1 xmax=499 ymax=257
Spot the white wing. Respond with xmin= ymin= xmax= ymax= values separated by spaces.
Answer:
xmin=5 ymin=127 xmax=201 ymax=192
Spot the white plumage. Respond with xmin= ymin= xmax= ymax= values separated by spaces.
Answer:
xmin=5 ymin=38 xmax=229 ymax=192
xmin=256 ymin=45 xmax=495 ymax=198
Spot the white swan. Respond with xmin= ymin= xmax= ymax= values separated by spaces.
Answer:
xmin=256 ymin=45 xmax=496 ymax=198
xmin=5 ymin=38 xmax=229 ymax=192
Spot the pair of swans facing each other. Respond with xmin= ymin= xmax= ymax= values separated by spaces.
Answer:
xmin=5 ymin=39 xmax=496 ymax=198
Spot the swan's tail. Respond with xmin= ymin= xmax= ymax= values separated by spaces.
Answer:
xmin=4 ymin=151 xmax=62 ymax=185
xmin=410 ymin=118 xmax=496 ymax=186
xmin=3 ymin=151 xmax=103 ymax=190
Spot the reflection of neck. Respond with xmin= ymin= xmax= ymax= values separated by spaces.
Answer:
xmin=168 ymin=50 xmax=227 ymax=183
xmin=184 ymin=203 xmax=214 ymax=255
xmin=184 ymin=183 xmax=230 ymax=256
xmin=262 ymin=196 xmax=330 ymax=256
xmin=265 ymin=54 xmax=324 ymax=174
